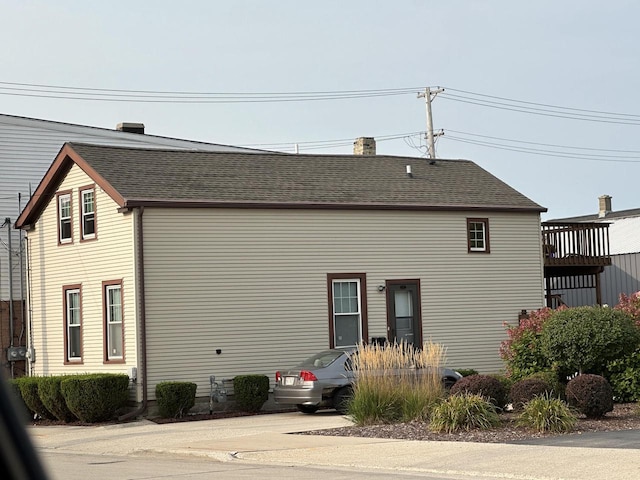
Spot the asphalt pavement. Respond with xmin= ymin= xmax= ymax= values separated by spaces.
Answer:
xmin=28 ymin=411 xmax=640 ymax=480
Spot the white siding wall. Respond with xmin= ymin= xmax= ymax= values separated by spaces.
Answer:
xmin=142 ymin=208 xmax=544 ymax=399
xmin=26 ymin=165 xmax=138 ymax=383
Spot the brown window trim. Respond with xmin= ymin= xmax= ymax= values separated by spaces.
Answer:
xmin=467 ymin=218 xmax=491 ymax=254
xmin=103 ymin=279 xmax=125 ymax=364
xmin=79 ymin=184 xmax=98 ymax=243
xmin=326 ymin=273 xmax=368 ymax=349
xmin=63 ymin=284 xmax=83 ymax=365
xmin=56 ymin=190 xmax=73 ymax=246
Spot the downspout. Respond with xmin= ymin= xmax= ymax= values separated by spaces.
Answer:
xmin=119 ymin=206 xmax=148 ymax=421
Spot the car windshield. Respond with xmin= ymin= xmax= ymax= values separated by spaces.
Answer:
xmin=297 ymin=350 xmax=345 ymax=369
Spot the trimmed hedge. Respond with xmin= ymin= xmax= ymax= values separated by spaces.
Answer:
xmin=156 ymin=381 xmax=197 ymax=418
xmin=7 ymin=378 xmax=34 ymax=422
xmin=61 ymin=374 xmax=130 ymax=422
xmin=449 ymin=374 xmax=508 ymax=409
xmin=233 ymin=375 xmax=269 ymax=412
xmin=566 ymin=374 xmax=614 ymax=418
xmin=16 ymin=376 xmax=54 ymax=419
xmin=38 ymin=376 xmax=77 ymax=422
xmin=509 ymin=378 xmax=553 ymax=410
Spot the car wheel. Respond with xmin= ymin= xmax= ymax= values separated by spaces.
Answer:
xmin=296 ymin=404 xmax=319 ymax=414
xmin=444 ymin=378 xmax=457 ymax=390
xmin=333 ymin=386 xmax=353 ymax=414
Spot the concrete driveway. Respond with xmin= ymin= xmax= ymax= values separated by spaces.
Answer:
xmin=29 ymin=411 xmax=640 ymax=480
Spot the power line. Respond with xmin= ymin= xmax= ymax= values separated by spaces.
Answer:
xmin=440 ymin=92 xmax=640 ymax=126
xmin=442 ymin=135 xmax=640 ymax=163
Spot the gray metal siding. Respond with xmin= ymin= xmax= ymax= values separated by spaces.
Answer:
xmin=0 ymin=114 xmax=255 ymax=300
xmin=555 ymin=253 xmax=640 ymax=307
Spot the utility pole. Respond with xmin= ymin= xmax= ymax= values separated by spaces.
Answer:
xmin=417 ymin=87 xmax=444 ymax=159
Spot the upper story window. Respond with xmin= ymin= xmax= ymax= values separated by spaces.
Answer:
xmin=327 ymin=274 xmax=368 ymax=348
xmin=57 ymin=192 xmax=72 ymax=244
xmin=467 ymin=218 xmax=490 ymax=253
xmin=80 ymin=187 xmax=96 ymax=240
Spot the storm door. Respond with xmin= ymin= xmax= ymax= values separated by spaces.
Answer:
xmin=386 ymin=280 xmax=422 ymax=347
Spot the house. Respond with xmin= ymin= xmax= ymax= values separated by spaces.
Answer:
xmin=545 ymin=195 xmax=640 ymax=307
xmin=15 ymin=141 xmax=547 ymax=409
xmin=0 ymin=113 xmax=257 ymax=378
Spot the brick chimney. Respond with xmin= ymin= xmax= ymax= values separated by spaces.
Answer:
xmin=598 ymin=194 xmax=612 ymax=218
xmin=116 ymin=122 xmax=145 ymax=134
xmin=353 ymin=137 xmax=376 ymax=155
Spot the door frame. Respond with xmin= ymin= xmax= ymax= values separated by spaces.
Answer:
xmin=385 ymin=279 xmax=423 ymax=346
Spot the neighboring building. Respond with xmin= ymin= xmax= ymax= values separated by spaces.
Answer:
xmin=546 ymin=195 xmax=640 ymax=307
xmin=0 ymin=113 xmax=258 ymax=378
xmin=16 ymin=142 xmax=547 ymax=408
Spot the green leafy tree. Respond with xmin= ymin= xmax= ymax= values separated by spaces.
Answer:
xmin=541 ymin=306 xmax=640 ymax=375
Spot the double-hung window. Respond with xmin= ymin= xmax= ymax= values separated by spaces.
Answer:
xmin=328 ymin=274 xmax=368 ymax=348
xmin=80 ymin=187 xmax=96 ymax=240
xmin=467 ymin=218 xmax=490 ymax=253
xmin=64 ymin=286 xmax=82 ymax=363
xmin=58 ymin=192 xmax=72 ymax=244
xmin=104 ymin=281 xmax=123 ymax=362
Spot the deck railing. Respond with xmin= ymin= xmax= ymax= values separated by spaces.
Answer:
xmin=541 ymin=222 xmax=611 ymax=267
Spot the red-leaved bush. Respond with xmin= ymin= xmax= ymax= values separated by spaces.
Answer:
xmin=614 ymin=291 xmax=640 ymax=327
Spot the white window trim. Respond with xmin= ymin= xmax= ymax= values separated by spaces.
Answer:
xmin=332 ymin=279 xmax=363 ymax=348
xmin=105 ymin=284 xmax=123 ymax=360
xmin=81 ymin=188 xmax=96 ymax=240
xmin=66 ymin=288 xmax=81 ymax=361
xmin=468 ymin=220 xmax=488 ymax=252
xmin=59 ymin=194 xmax=72 ymax=243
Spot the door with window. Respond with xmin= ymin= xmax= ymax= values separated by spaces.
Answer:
xmin=386 ymin=280 xmax=422 ymax=346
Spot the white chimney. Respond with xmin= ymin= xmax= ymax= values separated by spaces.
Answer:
xmin=598 ymin=195 xmax=612 ymax=218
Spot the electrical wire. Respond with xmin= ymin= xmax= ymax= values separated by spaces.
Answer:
xmin=441 ymin=135 xmax=640 ymax=163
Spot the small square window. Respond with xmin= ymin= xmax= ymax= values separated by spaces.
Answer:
xmin=467 ymin=218 xmax=490 ymax=253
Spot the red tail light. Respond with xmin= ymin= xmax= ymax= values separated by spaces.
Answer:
xmin=275 ymin=371 xmax=281 ymax=382
xmin=299 ymin=370 xmax=318 ymax=381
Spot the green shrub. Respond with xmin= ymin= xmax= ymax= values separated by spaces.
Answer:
xmin=16 ymin=377 xmax=53 ymax=419
xmin=456 ymin=369 xmax=479 ymax=377
xmin=541 ymin=306 xmax=640 ymax=375
xmin=233 ymin=375 xmax=269 ymax=412
xmin=155 ymin=381 xmax=197 ymax=418
xmin=38 ymin=376 xmax=77 ymax=422
xmin=500 ymin=308 xmax=556 ymax=380
xmin=566 ymin=374 xmax=614 ymax=418
xmin=7 ymin=378 xmax=34 ymax=422
xmin=61 ymin=374 xmax=130 ymax=423
xmin=516 ymin=394 xmax=577 ymax=433
xmin=449 ymin=374 xmax=508 ymax=409
xmin=605 ymin=347 xmax=640 ymax=402
xmin=429 ymin=393 xmax=500 ymax=433
xmin=509 ymin=378 xmax=553 ymax=410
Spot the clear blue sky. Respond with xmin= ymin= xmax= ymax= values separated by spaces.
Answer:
xmin=2 ymin=1 xmax=638 ymax=219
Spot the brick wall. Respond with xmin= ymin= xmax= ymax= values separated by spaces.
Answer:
xmin=0 ymin=300 xmax=26 ymax=378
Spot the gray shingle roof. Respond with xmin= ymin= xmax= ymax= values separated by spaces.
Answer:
xmin=66 ymin=143 xmax=544 ymax=211
xmin=549 ymin=208 xmax=640 ymax=223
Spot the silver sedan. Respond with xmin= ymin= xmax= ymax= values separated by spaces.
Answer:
xmin=274 ymin=349 xmax=462 ymax=414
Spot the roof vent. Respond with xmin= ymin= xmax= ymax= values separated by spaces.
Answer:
xmin=406 ymin=165 xmax=413 ymax=177
xmin=353 ymin=137 xmax=376 ymax=155
xmin=116 ymin=122 xmax=145 ymax=134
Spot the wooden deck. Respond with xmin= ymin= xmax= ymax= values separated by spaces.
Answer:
xmin=542 ymin=221 xmax=611 ymax=268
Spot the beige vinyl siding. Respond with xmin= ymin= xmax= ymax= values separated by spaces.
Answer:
xmin=26 ymin=164 xmax=138 ymax=381
xmin=142 ymin=207 xmax=544 ymax=398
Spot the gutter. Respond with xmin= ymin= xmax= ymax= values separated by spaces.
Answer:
xmin=119 ymin=206 xmax=148 ymax=421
